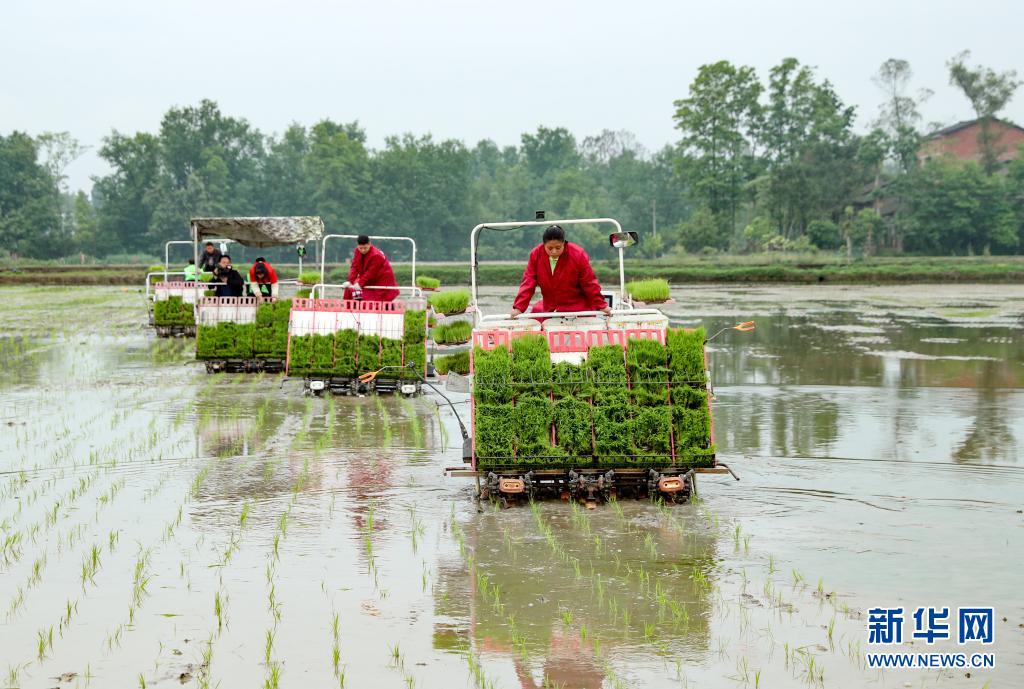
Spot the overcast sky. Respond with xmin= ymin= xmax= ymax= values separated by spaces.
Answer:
xmin=3 ymin=0 xmax=1021 ymax=193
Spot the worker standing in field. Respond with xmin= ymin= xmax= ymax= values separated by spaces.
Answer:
xmin=342 ymin=235 xmax=399 ymax=302
xmin=511 ymin=225 xmax=611 ymax=318
xmin=198 ymin=242 xmax=221 ymax=273
xmin=248 ymin=257 xmax=279 ymax=298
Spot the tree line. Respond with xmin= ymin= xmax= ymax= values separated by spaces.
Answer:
xmin=1 ymin=52 xmax=1021 ymax=262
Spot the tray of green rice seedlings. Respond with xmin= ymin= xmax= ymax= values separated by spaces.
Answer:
xmin=427 ymin=290 xmax=471 ymax=316
xmin=253 ymin=299 xmax=291 ymax=360
xmin=435 ymin=351 xmax=469 ymax=375
xmin=297 ymin=270 xmax=321 ymax=286
xmin=196 ymin=322 xmax=256 ymax=360
xmin=431 ymin=320 xmax=472 ymax=346
xmin=416 ymin=275 xmax=441 ymax=291
xmin=401 ymin=309 xmax=428 ymax=378
xmin=627 ymin=278 xmax=671 ymax=304
xmin=469 ymin=329 xmax=715 ymax=471
xmin=153 ymin=296 xmax=195 ymax=327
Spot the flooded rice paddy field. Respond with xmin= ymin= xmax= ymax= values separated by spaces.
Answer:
xmin=1 ymin=283 xmax=1021 ymax=689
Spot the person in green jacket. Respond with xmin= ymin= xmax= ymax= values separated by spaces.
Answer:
xmin=183 ymin=259 xmax=198 ymax=282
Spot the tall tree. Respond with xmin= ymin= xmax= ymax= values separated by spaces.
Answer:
xmin=947 ymin=50 xmax=1022 ymax=173
xmin=305 ymin=120 xmax=372 ymax=235
xmin=0 ymin=132 xmax=62 ymax=258
xmin=906 ymin=159 xmax=1017 ymax=254
xmin=757 ymin=58 xmax=859 ymax=236
xmin=370 ymin=134 xmax=473 ymax=260
xmin=672 ymin=60 xmax=762 ymax=233
xmin=520 ymin=126 xmax=580 ymax=182
xmin=93 ymin=131 xmax=160 ymax=253
xmin=872 ymin=59 xmax=930 ymax=174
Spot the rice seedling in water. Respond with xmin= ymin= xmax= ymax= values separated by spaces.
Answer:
xmin=264 ymin=627 xmax=275 ymax=664
xmin=263 ymin=662 xmax=281 ymax=689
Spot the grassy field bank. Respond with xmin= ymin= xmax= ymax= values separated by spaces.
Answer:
xmin=3 ymin=254 xmax=1023 ymax=285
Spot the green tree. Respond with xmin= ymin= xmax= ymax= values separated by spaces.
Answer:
xmin=520 ymin=126 xmax=580 ymax=181
xmin=261 ymin=124 xmax=313 ymax=216
xmin=0 ymin=132 xmax=62 ymax=258
xmin=673 ymin=61 xmax=762 ymax=229
xmin=757 ymin=58 xmax=860 ymax=237
xmin=872 ymin=59 xmax=930 ymax=175
xmin=905 ymin=160 xmax=1017 ymax=254
xmin=675 ymin=206 xmax=728 ymax=252
xmin=306 ymin=120 xmax=372 ymax=235
xmin=947 ymin=51 xmax=1022 ymax=173
xmin=93 ymin=131 xmax=160 ymax=253
xmin=806 ymin=218 xmax=840 ymax=250
xmin=370 ymin=134 xmax=472 ymax=260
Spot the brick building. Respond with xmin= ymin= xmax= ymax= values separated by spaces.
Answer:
xmin=917 ymin=117 xmax=1024 ymax=167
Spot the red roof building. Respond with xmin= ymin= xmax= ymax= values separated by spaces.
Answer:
xmin=918 ymin=118 xmax=1024 ymax=167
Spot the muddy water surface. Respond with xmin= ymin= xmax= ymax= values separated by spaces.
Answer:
xmin=0 ymin=284 xmax=1021 ymax=689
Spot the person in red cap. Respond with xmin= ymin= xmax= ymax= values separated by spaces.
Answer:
xmin=248 ymin=257 xmax=279 ymax=298
xmin=511 ymin=225 xmax=610 ymax=318
xmin=342 ymin=235 xmax=399 ymax=301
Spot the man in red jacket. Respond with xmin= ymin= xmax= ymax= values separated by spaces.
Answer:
xmin=511 ymin=225 xmax=611 ymax=318
xmin=343 ymin=235 xmax=399 ymax=301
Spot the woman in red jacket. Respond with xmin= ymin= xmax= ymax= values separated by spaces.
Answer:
xmin=248 ymin=257 xmax=279 ymax=298
xmin=342 ymin=235 xmax=399 ymax=301
xmin=511 ymin=225 xmax=610 ymax=318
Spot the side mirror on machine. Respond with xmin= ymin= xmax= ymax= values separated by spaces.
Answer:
xmin=609 ymin=231 xmax=639 ymax=249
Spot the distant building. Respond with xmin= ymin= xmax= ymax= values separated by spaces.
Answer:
xmin=917 ymin=117 xmax=1024 ymax=167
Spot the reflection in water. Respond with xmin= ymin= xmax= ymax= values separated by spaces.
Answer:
xmin=951 ymin=387 xmax=1020 ymax=463
xmin=435 ymin=505 xmax=718 ymax=687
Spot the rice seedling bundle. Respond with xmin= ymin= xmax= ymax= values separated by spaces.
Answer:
xmin=627 ymin=278 xmax=671 ymax=303
xmin=416 ymin=276 xmax=440 ymax=289
xmin=196 ymin=323 xmax=255 ymax=360
xmin=472 ymin=328 xmax=715 ymax=468
xmin=153 ymin=296 xmax=194 ymax=327
xmin=435 ymin=351 xmax=469 ymax=375
xmin=427 ymin=290 xmax=470 ymax=315
xmin=431 ymin=320 xmax=472 ymax=345
xmin=297 ymin=271 xmax=321 ymax=286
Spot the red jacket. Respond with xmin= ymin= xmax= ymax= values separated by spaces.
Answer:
xmin=344 ymin=246 xmax=399 ymax=302
xmin=249 ymin=261 xmax=278 ymax=284
xmin=513 ymin=242 xmax=607 ymax=314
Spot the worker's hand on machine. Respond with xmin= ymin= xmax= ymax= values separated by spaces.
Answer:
xmin=509 ymin=308 xmax=523 ymax=319
xmin=341 ymin=281 xmax=351 ymax=289
xmin=601 ymin=306 xmax=612 ymax=316
xmin=351 ymin=282 xmax=360 ymax=291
